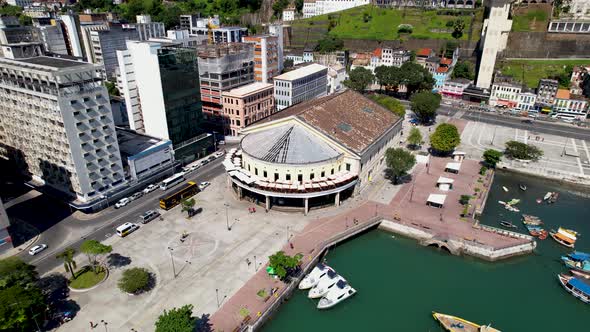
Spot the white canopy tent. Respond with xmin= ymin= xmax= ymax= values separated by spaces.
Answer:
xmin=445 ymin=162 xmax=461 ymax=174
xmin=436 ymin=176 xmax=454 ymax=191
xmin=427 ymin=194 xmax=447 ymax=208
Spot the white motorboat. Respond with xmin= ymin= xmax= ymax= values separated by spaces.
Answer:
xmin=298 ymin=263 xmax=333 ymax=290
xmin=308 ymin=270 xmax=344 ymax=299
xmin=502 ymin=186 xmax=509 ymax=192
xmin=544 ymin=192 xmax=553 ymax=201
xmin=317 ymin=279 xmax=356 ymax=309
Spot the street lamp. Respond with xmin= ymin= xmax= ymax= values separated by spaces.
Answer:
xmin=224 ymin=203 xmax=231 ymax=231
xmin=254 ymin=255 xmax=257 ymax=271
xmin=216 ymin=288 xmax=220 ymax=308
xmin=100 ymin=195 xmax=109 ymax=209
xmin=100 ymin=320 xmax=108 ymax=332
xmin=167 ymin=247 xmax=176 ymax=278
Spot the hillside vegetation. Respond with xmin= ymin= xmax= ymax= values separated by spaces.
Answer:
xmin=497 ymin=59 xmax=590 ymax=88
xmin=289 ymin=5 xmax=483 ymax=48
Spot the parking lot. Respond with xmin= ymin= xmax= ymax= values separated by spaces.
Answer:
xmin=460 ymin=121 xmax=590 ymax=177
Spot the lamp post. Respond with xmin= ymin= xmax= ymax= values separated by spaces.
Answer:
xmin=224 ymin=203 xmax=231 ymax=231
xmin=100 ymin=320 xmax=108 ymax=332
xmin=491 ymin=125 xmax=497 ymax=145
xmin=167 ymin=247 xmax=176 ymax=278
xmin=254 ymin=255 xmax=257 ymax=271
xmin=216 ymin=288 xmax=220 ymax=308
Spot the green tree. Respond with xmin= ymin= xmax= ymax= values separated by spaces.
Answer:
xmin=0 ymin=258 xmax=46 ymax=331
xmin=452 ymin=19 xmax=465 ymax=39
xmin=374 ymin=65 xmax=389 ymax=91
xmin=385 ymin=148 xmax=416 ymax=183
xmin=451 ymin=61 xmax=475 ymax=80
xmin=459 ymin=195 xmax=471 ymax=205
xmin=430 ymin=123 xmax=461 ymax=154
xmin=268 ymin=251 xmax=302 ymax=280
xmin=399 ymin=62 xmax=434 ymax=96
xmin=369 ymin=94 xmax=405 ymax=117
xmin=410 ymin=91 xmax=441 ymax=123
xmin=504 ymin=141 xmax=543 ymax=161
xmin=581 ymin=72 xmax=590 ymax=98
xmin=283 ymin=58 xmax=294 ymax=69
xmin=118 ymin=267 xmax=151 ymax=294
xmin=407 ymin=127 xmax=423 ymax=148
xmin=272 ymin=0 xmax=290 ymax=17
xmin=80 ymin=240 xmax=112 ymax=274
xmin=295 ymin=0 xmax=304 ymax=13
xmin=56 ymin=248 xmax=77 ymax=280
xmin=343 ymin=67 xmax=374 ymax=93
xmin=315 ymin=36 xmax=343 ymax=53
xmin=483 ymin=149 xmax=503 ymax=167
xmin=181 ymin=198 xmax=196 ymax=215
xmin=105 ymin=81 xmax=119 ymax=96
xmin=155 ymin=304 xmax=196 ymax=332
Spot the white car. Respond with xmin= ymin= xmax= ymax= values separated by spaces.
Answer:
xmin=115 ymin=198 xmax=130 ymax=209
xmin=28 ymin=244 xmax=47 ymax=256
xmin=218 ymin=140 xmax=225 ymax=145
xmin=143 ymin=184 xmax=157 ymax=194
xmin=198 ymin=181 xmax=211 ymax=190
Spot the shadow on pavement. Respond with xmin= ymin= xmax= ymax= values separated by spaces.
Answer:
xmin=39 ymin=273 xmax=81 ymax=331
xmin=107 ymin=253 xmax=132 ymax=269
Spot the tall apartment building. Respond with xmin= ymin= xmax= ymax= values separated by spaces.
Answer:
xmin=89 ymin=26 xmax=140 ymax=79
xmin=117 ymin=41 xmax=213 ymax=161
xmin=222 ymin=82 xmax=275 ymax=136
xmin=274 ymin=63 xmax=328 ymax=111
xmin=35 ymin=19 xmax=69 ymax=55
xmin=0 ymin=57 xmax=126 ymax=205
xmin=132 ymin=15 xmax=165 ymax=41
xmin=197 ymin=43 xmax=255 ymax=125
xmin=0 ymin=16 xmax=43 ymax=59
xmin=59 ymin=14 xmax=85 ymax=58
xmin=536 ymin=79 xmax=559 ymax=110
xmin=243 ymin=35 xmax=280 ymax=83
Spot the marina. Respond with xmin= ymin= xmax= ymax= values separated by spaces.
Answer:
xmin=262 ymin=172 xmax=590 ymax=332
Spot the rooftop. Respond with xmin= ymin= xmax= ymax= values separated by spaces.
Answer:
xmin=223 ymin=82 xmax=273 ymax=97
xmin=273 ymin=63 xmax=328 ymax=81
xmin=14 ymin=56 xmax=89 ymax=69
xmin=436 ymin=67 xmax=449 ymax=73
xmin=440 ymin=58 xmax=452 ymax=65
xmin=373 ymin=48 xmax=382 ymax=58
xmin=417 ymin=48 xmax=432 ymax=57
xmin=116 ymin=128 xmax=171 ymax=159
xmin=556 ymin=89 xmax=570 ymax=99
xmin=255 ymin=90 xmax=402 ymax=154
xmin=241 ymin=123 xmax=341 ymax=164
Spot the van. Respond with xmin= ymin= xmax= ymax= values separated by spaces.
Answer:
xmin=139 ymin=210 xmax=161 ymax=224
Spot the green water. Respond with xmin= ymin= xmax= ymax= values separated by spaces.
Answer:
xmin=262 ymin=172 xmax=590 ymax=331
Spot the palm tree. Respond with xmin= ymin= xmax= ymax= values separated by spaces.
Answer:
xmin=56 ymin=248 xmax=77 ymax=279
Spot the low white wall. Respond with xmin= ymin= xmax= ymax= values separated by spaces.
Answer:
xmin=378 ymin=220 xmax=433 ymax=240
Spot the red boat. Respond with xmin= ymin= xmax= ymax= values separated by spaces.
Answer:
xmin=571 ymin=270 xmax=590 ymax=279
xmin=538 ymin=230 xmax=548 ymax=240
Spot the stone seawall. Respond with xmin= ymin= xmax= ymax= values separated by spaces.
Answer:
xmin=503 ymin=32 xmax=590 ymax=58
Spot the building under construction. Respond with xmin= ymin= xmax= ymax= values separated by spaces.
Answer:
xmin=197 ymin=43 xmax=255 ymax=133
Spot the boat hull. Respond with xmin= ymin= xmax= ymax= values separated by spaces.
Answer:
xmin=317 ymin=287 xmax=356 ymax=309
xmin=432 ymin=312 xmax=501 ymax=332
xmin=550 ymin=232 xmax=575 ymax=248
xmin=557 ymin=274 xmax=590 ymax=304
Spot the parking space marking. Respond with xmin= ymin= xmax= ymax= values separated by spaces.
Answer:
xmin=571 ymin=139 xmax=584 ymax=175
xmin=582 ymin=140 xmax=590 ymax=163
xmin=524 ymin=130 xmax=528 ymax=144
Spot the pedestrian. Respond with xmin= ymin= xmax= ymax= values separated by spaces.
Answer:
xmin=90 ymin=321 xmax=94 ymax=329
xmin=289 ymin=242 xmax=294 ymax=249
xmin=542 ymin=137 xmax=544 ymax=142
xmin=246 ymin=258 xmax=251 ymax=266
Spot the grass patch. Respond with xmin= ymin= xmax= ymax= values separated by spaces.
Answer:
xmin=69 ymin=266 xmax=106 ymax=289
xmin=512 ymin=9 xmax=549 ymax=32
xmin=290 ymin=5 xmax=482 ymax=43
xmin=497 ymin=59 xmax=590 ymax=88
xmin=369 ymin=94 xmax=406 ymax=117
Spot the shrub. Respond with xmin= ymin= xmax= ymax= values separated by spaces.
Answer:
xmin=459 ymin=195 xmax=471 ymax=205
xmin=118 ymin=267 xmax=152 ymax=294
xmin=398 ymin=24 xmax=413 ymax=33
xmin=479 ymin=166 xmax=487 ymax=175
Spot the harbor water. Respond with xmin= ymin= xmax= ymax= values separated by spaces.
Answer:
xmin=262 ymin=171 xmax=590 ymax=331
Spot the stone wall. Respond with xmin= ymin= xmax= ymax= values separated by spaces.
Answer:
xmin=342 ymin=38 xmax=478 ymax=57
xmin=502 ymin=32 xmax=590 ymax=58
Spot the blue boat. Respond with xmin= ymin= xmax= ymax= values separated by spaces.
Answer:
xmin=562 ymin=256 xmax=590 ymax=275
xmin=558 ymin=274 xmax=590 ymax=304
xmin=569 ymin=251 xmax=590 ymax=262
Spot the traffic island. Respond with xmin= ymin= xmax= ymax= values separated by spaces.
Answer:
xmin=68 ymin=265 xmax=109 ymax=293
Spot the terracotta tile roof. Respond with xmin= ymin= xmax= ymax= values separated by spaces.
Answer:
xmin=437 ymin=67 xmax=449 ymax=73
xmin=373 ymin=48 xmax=382 ymax=57
xmin=417 ymin=48 xmax=432 ymax=57
xmin=440 ymin=58 xmax=452 ymax=65
xmin=556 ymin=89 xmax=571 ymax=99
xmin=255 ymin=90 xmax=402 ymax=155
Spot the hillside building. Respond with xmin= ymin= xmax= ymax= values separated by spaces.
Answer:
xmin=303 ymin=0 xmax=370 ymax=18
xmin=553 ymin=89 xmax=589 ymax=118
xmin=536 ymin=78 xmax=559 ymax=112
xmin=274 ymin=63 xmax=328 ymax=111
xmin=243 ymin=35 xmax=281 ymax=83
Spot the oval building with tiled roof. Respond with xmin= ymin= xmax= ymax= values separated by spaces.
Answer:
xmin=223 ymin=90 xmax=403 ymax=213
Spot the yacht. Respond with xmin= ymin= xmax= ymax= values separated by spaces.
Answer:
xmin=298 ymin=263 xmax=333 ymax=290
xmin=317 ymin=279 xmax=356 ymax=309
xmin=308 ymin=270 xmax=344 ymax=299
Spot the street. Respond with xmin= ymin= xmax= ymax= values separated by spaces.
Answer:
xmin=8 ymin=154 xmax=227 ymax=274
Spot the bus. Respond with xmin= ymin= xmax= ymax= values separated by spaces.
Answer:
xmin=159 ymin=181 xmax=200 ymax=210
xmin=160 ymin=173 xmax=185 ymax=191
xmin=116 ymin=222 xmax=139 ymax=237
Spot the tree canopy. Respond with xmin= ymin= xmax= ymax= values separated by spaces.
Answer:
xmin=155 ymin=304 xmax=196 ymax=332
xmin=451 ymin=61 xmax=475 ymax=80
xmin=407 ymin=127 xmax=423 ymax=148
xmin=80 ymin=240 xmax=112 ymax=273
xmin=580 ymin=72 xmax=590 ymax=98
xmin=343 ymin=67 xmax=374 ymax=93
xmin=268 ymin=251 xmax=302 ymax=280
xmin=452 ymin=19 xmax=465 ymax=39
xmin=0 ymin=258 xmax=45 ymax=331
xmin=118 ymin=267 xmax=151 ymax=294
xmin=504 ymin=141 xmax=543 ymax=161
xmin=56 ymin=248 xmax=77 ymax=280
xmin=369 ymin=94 xmax=405 ymax=117
xmin=399 ymin=62 xmax=435 ymax=96
xmin=483 ymin=149 xmax=503 ymax=167
xmin=410 ymin=91 xmax=441 ymax=123
xmin=429 ymin=123 xmax=461 ymax=154
xmin=315 ymin=36 xmax=344 ymax=53
xmin=385 ymin=148 xmax=416 ymax=183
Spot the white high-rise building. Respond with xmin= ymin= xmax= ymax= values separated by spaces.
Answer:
xmin=475 ymin=0 xmax=514 ymax=89
xmin=0 ymin=57 xmax=126 ymax=205
xmin=59 ymin=14 xmax=85 ymax=58
xmin=274 ymin=63 xmax=328 ymax=111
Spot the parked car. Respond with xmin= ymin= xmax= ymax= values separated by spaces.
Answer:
xmin=207 ymin=155 xmax=216 ymax=161
xmin=139 ymin=210 xmax=161 ymax=224
xmin=115 ymin=198 xmax=130 ymax=209
xmin=201 ymin=160 xmax=209 ymax=166
xmin=143 ymin=184 xmax=157 ymax=194
xmin=28 ymin=244 xmax=48 ymax=256
xmin=218 ymin=140 xmax=226 ymax=145
xmin=198 ymin=181 xmax=211 ymax=190
xmin=129 ymin=192 xmax=143 ymax=201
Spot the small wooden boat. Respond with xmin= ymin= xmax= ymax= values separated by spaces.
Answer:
xmin=544 ymin=192 xmax=553 ymax=200
xmin=557 ymin=273 xmax=590 ymax=304
xmin=571 ymin=270 xmax=590 ymax=279
xmin=432 ymin=312 xmax=501 ymax=332
xmin=519 ymin=184 xmax=527 ymax=191
xmin=498 ymin=200 xmax=506 ymax=206
xmin=499 ymin=221 xmax=517 ymax=229
xmin=550 ymin=228 xmax=577 ymax=248
xmin=538 ymin=230 xmax=548 ymax=240
xmin=548 ymin=192 xmax=559 ymax=204
xmin=502 ymin=186 xmax=509 ymax=192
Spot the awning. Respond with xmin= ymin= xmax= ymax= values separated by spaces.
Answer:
xmin=445 ymin=162 xmax=461 ymax=171
xmin=427 ymin=194 xmax=447 ymax=206
xmin=437 ymin=176 xmax=454 ymax=184
xmin=452 ymin=151 xmax=466 ymax=156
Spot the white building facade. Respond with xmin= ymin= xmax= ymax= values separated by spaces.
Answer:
xmin=303 ymin=0 xmax=370 ymax=18
xmin=274 ymin=63 xmax=328 ymax=110
xmin=0 ymin=57 xmax=126 ymax=205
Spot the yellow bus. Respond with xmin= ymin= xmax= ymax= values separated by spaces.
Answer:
xmin=159 ymin=181 xmax=200 ymax=210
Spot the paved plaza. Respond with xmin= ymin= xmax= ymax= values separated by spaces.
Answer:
xmin=460 ymin=121 xmax=590 ymax=178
